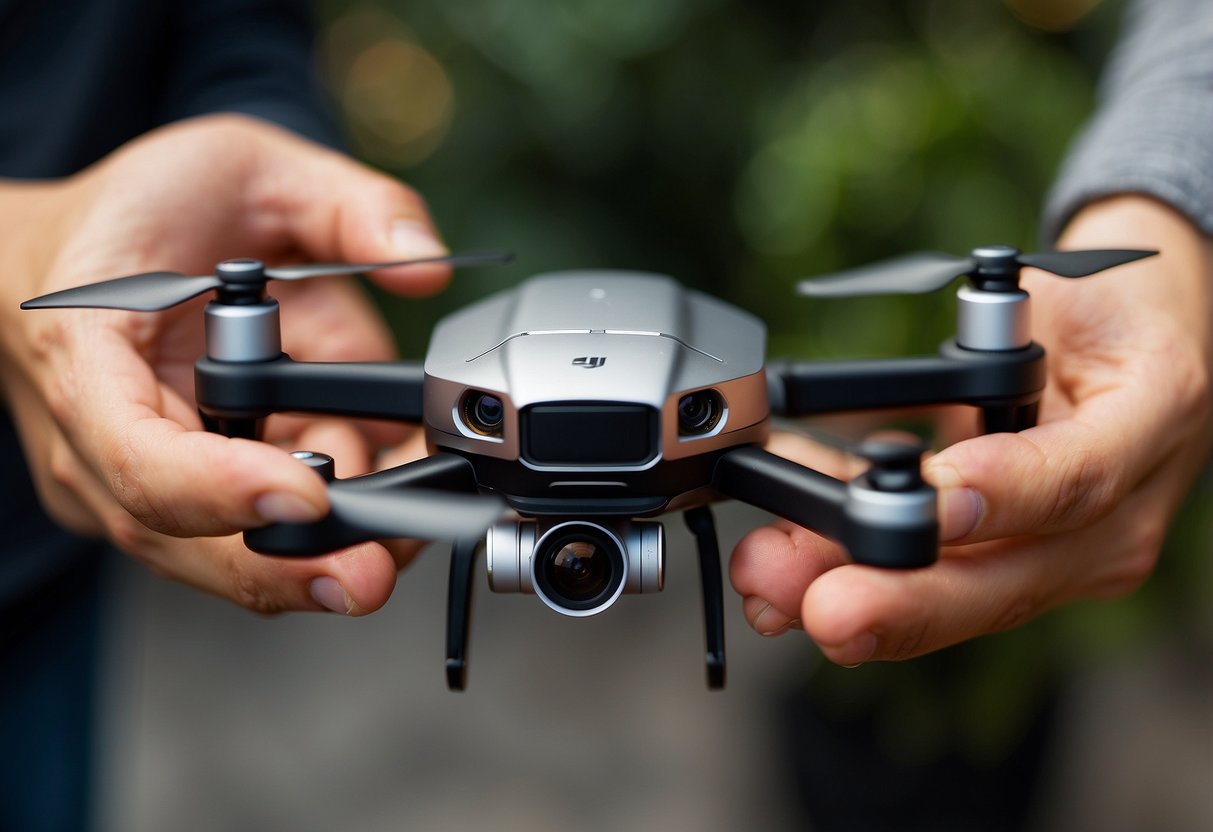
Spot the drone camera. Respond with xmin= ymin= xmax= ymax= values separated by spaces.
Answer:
xmin=677 ymin=389 xmax=725 ymax=436
xmin=461 ymin=390 xmax=505 ymax=437
xmin=486 ymin=519 xmax=664 ymax=617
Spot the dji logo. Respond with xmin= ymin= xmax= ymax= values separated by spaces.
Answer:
xmin=572 ymin=356 xmax=606 ymax=369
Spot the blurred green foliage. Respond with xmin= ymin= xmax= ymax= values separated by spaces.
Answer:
xmin=312 ymin=0 xmax=1210 ymax=764
xmin=315 ymin=0 xmax=1113 ymax=357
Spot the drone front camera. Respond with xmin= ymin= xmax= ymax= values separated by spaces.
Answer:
xmin=485 ymin=518 xmax=663 ymax=617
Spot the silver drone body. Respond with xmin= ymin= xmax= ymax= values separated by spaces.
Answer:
xmin=422 ymin=270 xmax=770 ymax=615
xmin=423 ymin=271 xmax=770 ymax=503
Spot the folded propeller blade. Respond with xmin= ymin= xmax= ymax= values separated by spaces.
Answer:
xmin=327 ymin=485 xmax=507 ymax=542
xmin=1017 ymin=248 xmax=1156 ymax=277
xmin=20 ymin=272 xmax=222 ymax=311
xmin=797 ymin=252 xmax=975 ymax=298
xmin=22 ymin=250 xmax=514 ymax=312
xmin=797 ymin=247 xmax=1157 ymax=299
xmin=264 ymin=250 xmax=514 ymax=281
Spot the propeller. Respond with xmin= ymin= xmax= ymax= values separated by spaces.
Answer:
xmin=289 ymin=450 xmax=507 ymax=542
xmin=327 ymin=485 xmax=507 ymax=542
xmin=797 ymin=244 xmax=1156 ymax=298
xmin=21 ymin=250 xmax=514 ymax=312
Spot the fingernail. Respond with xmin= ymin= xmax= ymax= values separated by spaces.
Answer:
xmin=389 ymin=219 xmax=447 ymax=258
xmin=255 ymin=491 xmax=324 ymax=524
xmin=939 ymin=487 xmax=982 ymax=541
xmin=827 ymin=632 xmax=878 ymax=667
xmin=309 ymin=576 xmax=355 ymax=615
xmin=752 ymin=602 xmax=797 ymax=637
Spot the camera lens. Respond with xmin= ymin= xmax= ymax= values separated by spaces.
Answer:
xmin=548 ymin=541 xmax=610 ymax=599
xmin=474 ymin=395 xmax=503 ymax=427
xmin=533 ymin=523 xmax=626 ymax=615
xmin=462 ymin=391 xmax=504 ymax=437
xmin=677 ymin=389 xmax=723 ymax=435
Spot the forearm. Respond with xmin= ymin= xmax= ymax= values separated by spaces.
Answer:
xmin=1044 ymin=0 xmax=1213 ymax=241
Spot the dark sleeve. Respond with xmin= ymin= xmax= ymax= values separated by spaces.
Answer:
xmin=156 ymin=0 xmax=343 ymax=148
xmin=1042 ymin=0 xmax=1213 ymax=241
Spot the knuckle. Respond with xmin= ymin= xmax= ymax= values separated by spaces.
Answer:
xmin=104 ymin=510 xmax=153 ymax=556
xmin=1097 ymin=518 xmax=1165 ymax=598
xmin=1048 ymin=444 xmax=1120 ymax=529
xmin=101 ymin=437 xmax=181 ymax=534
xmin=47 ymin=442 xmax=79 ymax=490
xmin=42 ymin=500 xmax=102 ymax=539
xmin=885 ymin=619 xmax=929 ymax=661
xmin=988 ymin=596 xmax=1040 ymax=634
xmin=105 ymin=437 xmax=151 ymax=517
xmin=1169 ymin=345 xmax=1211 ymax=425
xmin=227 ymin=560 xmax=289 ymax=616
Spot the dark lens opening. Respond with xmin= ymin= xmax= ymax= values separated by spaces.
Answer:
xmin=475 ymin=395 xmax=503 ymax=428
xmin=677 ymin=390 xmax=723 ymax=435
xmin=534 ymin=525 xmax=625 ymax=612
xmin=462 ymin=391 xmax=504 ymax=436
xmin=548 ymin=541 xmax=610 ymax=599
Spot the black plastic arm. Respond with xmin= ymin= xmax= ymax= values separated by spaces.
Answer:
xmin=446 ymin=537 xmax=479 ymax=691
xmin=244 ymin=452 xmax=479 ymax=556
xmin=712 ymin=446 xmax=937 ymax=568
xmin=713 ymin=446 xmax=847 ymax=539
xmin=196 ymin=354 xmax=426 ymax=423
xmin=684 ymin=507 xmax=726 ymax=690
xmin=767 ymin=339 xmax=1045 ymax=419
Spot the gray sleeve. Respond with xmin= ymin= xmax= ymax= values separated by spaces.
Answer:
xmin=1042 ymin=0 xmax=1213 ymax=242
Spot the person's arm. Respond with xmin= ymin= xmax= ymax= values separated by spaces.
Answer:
xmin=1044 ymin=0 xmax=1213 ymax=241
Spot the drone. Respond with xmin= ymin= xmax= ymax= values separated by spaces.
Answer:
xmin=23 ymin=244 xmax=1154 ymax=689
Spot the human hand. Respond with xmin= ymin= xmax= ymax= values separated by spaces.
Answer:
xmin=0 ymin=114 xmax=450 ymax=615
xmin=730 ymin=196 xmax=1213 ymax=664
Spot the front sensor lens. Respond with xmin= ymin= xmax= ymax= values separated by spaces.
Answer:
xmin=463 ymin=391 xmax=504 ymax=437
xmin=677 ymin=389 xmax=724 ymax=436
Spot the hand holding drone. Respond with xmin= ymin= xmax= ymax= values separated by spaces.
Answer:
xmin=0 ymin=116 xmax=461 ymax=615
xmin=733 ymin=197 xmax=1213 ymax=667
xmin=24 ymin=209 xmax=1156 ymax=687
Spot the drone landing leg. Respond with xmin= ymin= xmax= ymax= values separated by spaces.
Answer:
xmin=684 ymin=506 xmax=726 ymax=690
xmin=445 ymin=537 xmax=479 ymax=692
xmin=980 ymin=400 xmax=1039 ymax=434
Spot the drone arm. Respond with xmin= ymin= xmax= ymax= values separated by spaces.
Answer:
xmin=767 ymin=340 xmax=1045 ymax=423
xmin=713 ymin=446 xmax=847 ymax=539
xmin=195 ymin=355 xmax=426 ymax=425
xmin=712 ymin=446 xmax=938 ymax=568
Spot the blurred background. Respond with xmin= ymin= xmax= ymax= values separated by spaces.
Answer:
xmin=95 ymin=0 xmax=1212 ymax=830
